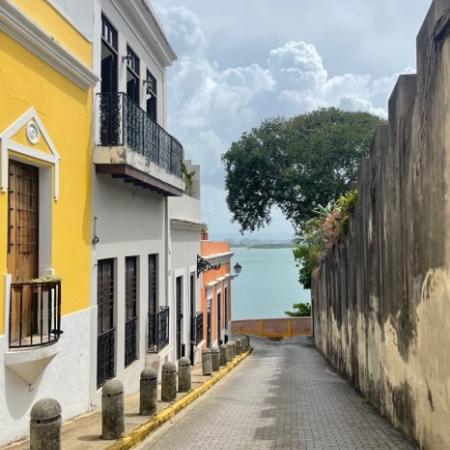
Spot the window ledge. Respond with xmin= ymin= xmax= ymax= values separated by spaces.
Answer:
xmin=5 ymin=340 xmax=61 ymax=384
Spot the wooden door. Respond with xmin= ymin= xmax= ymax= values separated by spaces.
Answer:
xmin=8 ymin=161 xmax=39 ymax=344
xmin=8 ymin=160 xmax=39 ymax=282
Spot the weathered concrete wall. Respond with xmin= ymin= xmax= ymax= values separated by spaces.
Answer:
xmin=312 ymin=1 xmax=450 ymax=448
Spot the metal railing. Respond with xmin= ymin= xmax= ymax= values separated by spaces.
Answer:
xmin=97 ymin=92 xmax=183 ymax=178
xmin=97 ymin=327 xmax=115 ymax=387
xmin=148 ymin=306 xmax=170 ymax=353
xmin=124 ymin=317 xmax=137 ymax=367
xmin=9 ymin=281 xmax=62 ymax=349
xmin=195 ymin=311 xmax=203 ymax=345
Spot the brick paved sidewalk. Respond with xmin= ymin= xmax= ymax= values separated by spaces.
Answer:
xmin=138 ymin=337 xmax=418 ymax=450
xmin=2 ymin=366 xmax=212 ymax=450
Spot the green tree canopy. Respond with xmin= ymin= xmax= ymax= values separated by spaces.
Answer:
xmin=222 ymin=108 xmax=383 ymax=232
xmin=285 ymin=302 xmax=312 ymax=317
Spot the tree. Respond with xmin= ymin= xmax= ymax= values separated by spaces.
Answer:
xmin=222 ymin=108 xmax=383 ymax=232
xmin=285 ymin=302 xmax=312 ymax=317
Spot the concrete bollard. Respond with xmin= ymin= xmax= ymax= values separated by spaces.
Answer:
xmin=30 ymin=398 xmax=62 ymax=450
xmin=211 ymin=347 xmax=220 ymax=371
xmin=102 ymin=379 xmax=124 ymax=440
xmin=219 ymin=343 xmax=228 ymax=365
xmin=140 ymin=368 xmax=158 ymax=416
xmin=161 ymin=361 xmax=177 ymax=402
xmin=241 ymin=336 xmax=247 ymax=352
xmin=202 ymin=348 xmax=212 ymax=375
xmin=245 ymin=336 xmax=250 ymax=351
xmin=178 ymin=357 xmax=192 ymax=392
xmin=227 ymin=341 xmax=235 ymax=360
xmin=235 ymin=338 xmax=242 ymax=355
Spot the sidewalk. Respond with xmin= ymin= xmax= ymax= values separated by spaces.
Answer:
xmin=3 ymin=351 xmax=251 ymax=450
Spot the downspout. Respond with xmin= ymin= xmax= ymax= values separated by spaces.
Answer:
xmin=164 ymin=196 xmax=172 ymax=361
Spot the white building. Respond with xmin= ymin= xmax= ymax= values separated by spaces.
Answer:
xmin=90 ymin=0 xmax=198 ymax=403
xmin=168 ymin=162 xmax=204 ymax=366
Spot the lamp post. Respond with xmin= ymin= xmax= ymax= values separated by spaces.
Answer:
xmin=233 ymin=262 xmax=242 ymax=276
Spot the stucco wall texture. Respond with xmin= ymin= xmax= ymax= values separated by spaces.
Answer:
xmin=312 ymin=1 xmax=450 ymax=449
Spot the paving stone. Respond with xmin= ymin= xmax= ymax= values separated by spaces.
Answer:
xmin=139 ymin=336 xmax=418 ymax=450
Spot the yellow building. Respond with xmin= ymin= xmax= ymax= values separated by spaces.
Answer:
xmin=0 ymin=0 xmax=97 ymax=444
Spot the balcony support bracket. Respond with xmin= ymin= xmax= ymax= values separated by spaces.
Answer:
xmin=5 ymin=340 xmax=61 ymax=384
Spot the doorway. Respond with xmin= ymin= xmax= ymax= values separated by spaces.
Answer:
xmin=97 ymin=259 xmax=115 ymax=387
xmin=176 ymin=276 xmax=183 ymax=360
xmin=8 ymin=160 xmax=39 ymax=345
xmin=217 ymin=292 xmax=222 ymax=345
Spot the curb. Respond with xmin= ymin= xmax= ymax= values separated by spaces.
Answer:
xmin=105 ymin=348 xmax=253 ymax=450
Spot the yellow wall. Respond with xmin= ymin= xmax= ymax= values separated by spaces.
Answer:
xmin=13 ymin=0 xmax=92 ymax=67
xmin=0 ymin=26 xmax=93 ymax=333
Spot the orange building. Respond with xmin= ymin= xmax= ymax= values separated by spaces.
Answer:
xmin=199 ymin=237 xmax=237 ymax=348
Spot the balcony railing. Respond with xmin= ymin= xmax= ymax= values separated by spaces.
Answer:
xmin=148 ymin=306 xmax=170 ymax=353
xmin=195 ymin=311 xmax=203 ymax=345
xmin=97 ymin=92 xmax=183 ymax=178
xmin=9 ymin=281 xmax=62 ymax=349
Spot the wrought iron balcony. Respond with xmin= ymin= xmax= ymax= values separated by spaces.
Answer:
xmin=9 ymin=280 xmax=62 ymax=349
xmin=195 ymin=311 xmax=203 ymax=345
xmin=148 ymin=306 xmax=170 ymax=353
xmin=95 ymin=92 xmax=184 ymax=196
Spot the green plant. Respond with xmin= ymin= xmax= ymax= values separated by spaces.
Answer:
xmin=182 ymin=163 xmax=196 ymax=196
xmin=285 ymin=302 xmax=312 ymax=317
xmin=293 ymin=189 xmax=358 ymax=288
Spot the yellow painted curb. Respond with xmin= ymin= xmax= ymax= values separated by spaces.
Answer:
xmin=105 ymin=349 xmax=253 ymax=450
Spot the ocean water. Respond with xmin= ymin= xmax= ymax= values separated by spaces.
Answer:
xmin=231 ymin=247 xmax=311 ymax=320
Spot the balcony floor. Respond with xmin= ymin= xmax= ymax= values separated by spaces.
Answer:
xmin=96 ymin=163 xmax=184 ymax=196
xmin=10 ymin=333 xmax=55 ymax=348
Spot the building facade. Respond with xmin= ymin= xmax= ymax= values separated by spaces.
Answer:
xmin=0 ymin=0 xmax=206 ymax=444
xmin=90 ymin=0 xmax=189 ymax=403
xmin=200 ymin=240 xmax=234 ymax=348
xmin=0 ymin=0 xmax=97 ymax=445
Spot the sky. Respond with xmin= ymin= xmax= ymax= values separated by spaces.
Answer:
xmin=153 ymin=0 xmax=431 ymax=241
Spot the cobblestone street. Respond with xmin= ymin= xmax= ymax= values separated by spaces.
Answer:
xmin=137 ymin=337 xmax=417 ymax=450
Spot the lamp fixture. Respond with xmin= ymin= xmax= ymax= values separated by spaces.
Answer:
xmin=122 ymin=55 xmax=133 ymax=63
xmin=233 ymin=262 xmax=242 ymax=275
xmin=197 ymin=254 xmax=220 ymax=278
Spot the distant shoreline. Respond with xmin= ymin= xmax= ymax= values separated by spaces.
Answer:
xmin=231 ymin=244 xmax=293 ymax=249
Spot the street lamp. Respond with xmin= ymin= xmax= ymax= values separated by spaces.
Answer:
xmin=233 ymin=262 xmax=242 ymax=276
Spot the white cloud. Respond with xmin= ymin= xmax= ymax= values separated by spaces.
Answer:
xmin=154 ymin=4 xmax=414 ymax=239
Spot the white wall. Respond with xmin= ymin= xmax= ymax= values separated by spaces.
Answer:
xmin=91 ymin=175 xmax=168 ymax=402
xmin=170 ymin=226 xmax=201 ymax=363
xmin=169 ymin=195 xmax=202 ymax=225
xmin=48 ymin=0 xmax=94 ymax=42
xmin=0 ymin=308 xmax=91 ymax=446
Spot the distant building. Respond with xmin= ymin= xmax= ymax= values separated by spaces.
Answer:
xmin=200 ymin=237 xmax=234 ymax=348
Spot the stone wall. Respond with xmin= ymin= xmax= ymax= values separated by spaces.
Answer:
xmin=312 ymin=1 xmax=450 ymax=448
